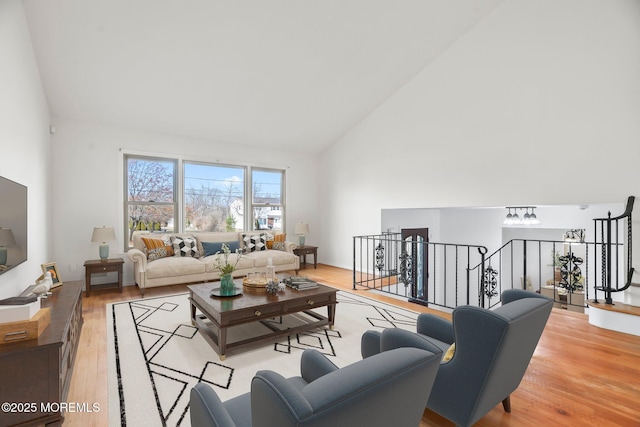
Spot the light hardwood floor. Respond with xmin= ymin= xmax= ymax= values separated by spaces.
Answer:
xmin=66 ymin=264 xmax=640 ymax=426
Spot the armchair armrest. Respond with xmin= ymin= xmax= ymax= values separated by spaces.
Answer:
xmin=252 ymin=370 xmax=313 ymax=425
xmin=300 ymin=349 xmax=339 ymax=383
xmin=361 ymin=330 xmax=382 ymax=359
xmin=361 ymin=329 xmax=443 ymax=359
xmin=417 ymin=313 xmax=454 ymax=344
xmin=190 ymin=383 xmax=237 ymax=427
xmin=380 ymin=328 xmax=443 ymax=356
xmin=502 ymin=288 xmax=550 ymax=305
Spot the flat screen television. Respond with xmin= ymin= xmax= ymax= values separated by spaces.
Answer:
xmin=0 ymin=176 xmax=27 ymax=274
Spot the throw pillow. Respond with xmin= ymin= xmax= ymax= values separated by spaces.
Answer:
xmin=265 ymin=233 xmax=275 ymax=249
xmin=202 ymin=241 xmax=241 ymax=257
xmin=141 ymin=236 xmax=174 ymax=260
xmin=442 ymin=343 xmax=456 ymax=363
xmin=271 ymin=233 xmax=286 ymax=251
xmin=242 ymin=233 xmax=267 ymax=252
xmin=171 ymin=236 xmax=200 ymax=257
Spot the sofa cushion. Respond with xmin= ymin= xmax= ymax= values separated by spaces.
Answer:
xmin=245 ymin=249 xmax=296 ymax=267
xmin=141 ymin=236 xmax=174 ymax=260
xmin=172 ymin=236 xmax=200 ymax=257
xmin=242 ymin=233 xmax=267 ymax=252
xmin=203 ymin=253 xmax=255 ymax=273
xmin=145 ymin=256 xmax=207 ymax=279
xmin=202 ymin=241 xmax=242 ymax=257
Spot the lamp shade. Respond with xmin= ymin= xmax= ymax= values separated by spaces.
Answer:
xmin=294 ymin=223 xmax=310 ymax=235
xmin=91 ymin=226 xmax=116 ymax=243
xmin=0 ymin=228 xmax=16 ymax=247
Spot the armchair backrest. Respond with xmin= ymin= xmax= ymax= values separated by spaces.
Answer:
xmin=251 ymin=347 xmax=440 ymax=427
xmin=429 ymin=290 xmax=553 ymax=426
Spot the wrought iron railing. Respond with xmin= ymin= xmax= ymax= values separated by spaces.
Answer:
xmin=478 ymin=238 xmax=596 ymax=310
xmin=593 ymin=196 xmax=635 ymax=304
xmin=354 ymin=198 xmax=634 ymax=311
xmin=353 ymin=233 xmax=627 ymax=311
xmin=353 ymin=232 xmax=488 ymax=310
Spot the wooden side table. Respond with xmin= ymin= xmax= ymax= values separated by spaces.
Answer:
xmin=293 ymin=245 xmax=318 ymax=269
xmin=84 ymin=258 xmax=124 ymax=297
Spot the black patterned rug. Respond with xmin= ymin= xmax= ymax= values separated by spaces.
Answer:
xmin=107 ymin=290 xmax=418 ymax=426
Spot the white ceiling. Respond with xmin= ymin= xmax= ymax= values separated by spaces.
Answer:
xmin=23 ymin=0 xmax=504 ymax=153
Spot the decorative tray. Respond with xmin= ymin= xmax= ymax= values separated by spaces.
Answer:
xmin=242 ymin=277 xmax=268 ymax=289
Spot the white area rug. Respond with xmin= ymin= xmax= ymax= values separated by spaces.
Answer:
xmin=107 ymin=290 xmax=419 ymax=426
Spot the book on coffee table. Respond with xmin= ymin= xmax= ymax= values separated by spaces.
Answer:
xmin=283 ymin=276 xmax=319 ymax=290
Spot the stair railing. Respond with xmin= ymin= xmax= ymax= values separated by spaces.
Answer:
xmin=354 ymin=197 xmax=634 ymax=310
xmin=593 ymin=196 xmax=635 ymax=304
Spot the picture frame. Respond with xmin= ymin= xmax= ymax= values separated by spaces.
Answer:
xmin=41 ymin=262 xmax=63 ymax=288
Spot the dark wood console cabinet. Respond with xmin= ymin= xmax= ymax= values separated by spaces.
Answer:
xmin=0 ymin=281 xmax=83 ymax=427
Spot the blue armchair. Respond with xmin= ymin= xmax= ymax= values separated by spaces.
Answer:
xmin=190 ymin=344 xmax=441 ymax=427
xmin=361 ymin=289 xmax=553 ymax=427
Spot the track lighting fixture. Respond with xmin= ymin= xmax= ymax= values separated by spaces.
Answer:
xmin=504 ymin=206 xmax=540 ymax=225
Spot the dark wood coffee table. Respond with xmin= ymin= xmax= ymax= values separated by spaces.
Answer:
xmin=188 ymin=282 xmax=337 ymax=360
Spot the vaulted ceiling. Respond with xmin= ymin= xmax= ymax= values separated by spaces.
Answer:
xmin=23 ymin=0 xmax=504 ymax=153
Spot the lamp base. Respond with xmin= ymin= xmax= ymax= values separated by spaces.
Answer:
xmin=99 ymin=244 xmax=109 ymax=261
xmin=298 ymin=235 xmax=305 ymax=245
xmin=0 ymin=247 xmax=6 ymax=265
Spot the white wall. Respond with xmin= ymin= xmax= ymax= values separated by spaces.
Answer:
xmin=0 ymin=0 xmax=51 ymax=298
xmin=381 ymin=208 xmax=441 ymax=241
xmin=383 ymin=203 xmax=622 ymax=249
xmin=320 ymin=0 xmax=640 ymax=272
xmin=49 ymin=117 xmax=321 ymax=285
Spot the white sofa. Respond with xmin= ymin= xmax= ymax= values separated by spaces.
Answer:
xmin=127 ymin=231 xmax=300 ymax=295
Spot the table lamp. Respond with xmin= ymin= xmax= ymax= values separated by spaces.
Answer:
xmin=294 ymin=223 xmax=310 ymax=245
xmin=0 ymin=228 xmax=16 ymax=266
xmin=92 ymin=226 xmax=116 ymax=261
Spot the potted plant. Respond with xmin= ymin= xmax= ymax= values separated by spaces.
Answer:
xmin=549 ymin=250 xmax=563 ymax=282
xmin=212 ymin=243 xmax=242 ymax=295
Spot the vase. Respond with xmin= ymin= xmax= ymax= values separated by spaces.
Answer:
xmin=220 ymin=273 xmax=235 ymax=296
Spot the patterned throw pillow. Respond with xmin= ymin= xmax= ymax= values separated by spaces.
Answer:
xmin=272 ymin=233 xmax=286 ymax=251
xmin=242 ymin=233 xmax=267 ymax=252
xmin=171 ymin=236 xmax=200 ymax=257
xmin=141 ymin=236 xmax=174 ymax=261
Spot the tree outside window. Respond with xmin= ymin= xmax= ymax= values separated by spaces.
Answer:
xmin=184 ymin=163 xmax=245 ymax=232
xmin=126 ymin=157 xmax=176 ymax=245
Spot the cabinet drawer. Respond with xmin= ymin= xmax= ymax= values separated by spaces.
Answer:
xmin=284 ymin=294 xmax=333 ymax=312
xmin=296 ymin=248 xmax=314 ymax=255
xmin=90 ymin=264 xmax=119 ymax=273
xmin=226 ymin=303 xmax=284 ymax=323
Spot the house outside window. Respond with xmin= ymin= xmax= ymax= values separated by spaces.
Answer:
xmin=251 ymin=169 xmax=285 ymax=231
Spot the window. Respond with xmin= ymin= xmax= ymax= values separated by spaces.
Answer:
xmin=251 ymin=169 xmax=285 ymax=231
xmin=125 ymin=156 xmax=177 ymax=246
xmin=124 ymin=155 xmax=286 ymax=249
xmin=184 ymin=162 xmax=245 ymax=232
